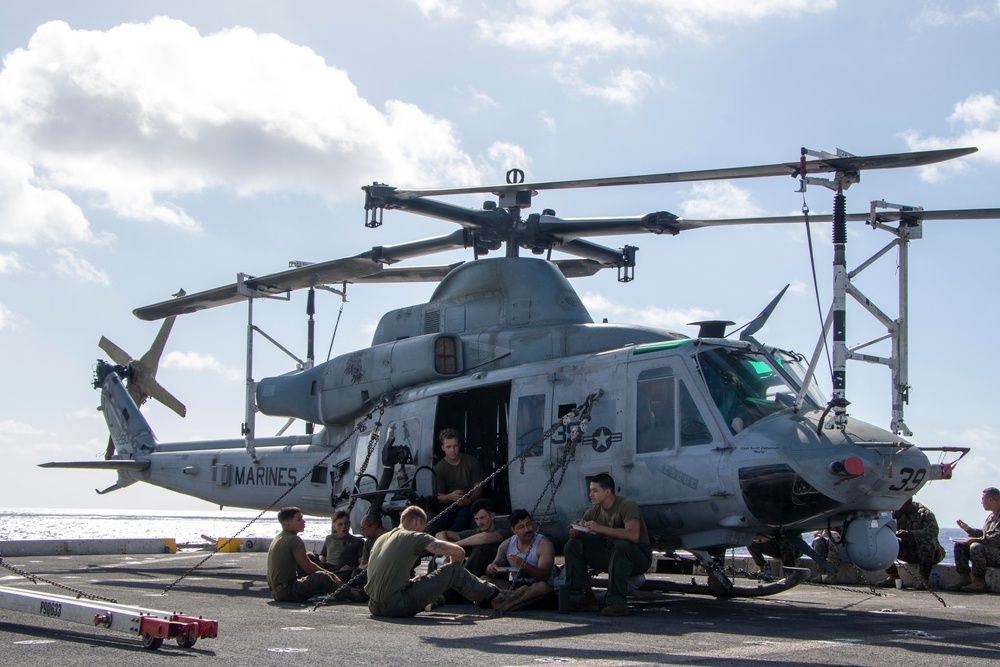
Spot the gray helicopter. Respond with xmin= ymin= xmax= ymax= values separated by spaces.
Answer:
xmin=44 ymin=146 xmax=996 ymax=596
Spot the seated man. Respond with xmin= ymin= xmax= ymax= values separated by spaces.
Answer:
xmin=485 ymin=508 xmax=556 ymax=610
xmin=315 ymin=509 xmax=368 ymax=601
xmin=319 ymin=510 xmax=366 ymax=576
xmin=878 ymin=498 xmax=945 ymax=588
xmin=955 ymin=486 xmax=1000 ymax=592
xmin=434 ymin=498 xmax=506 ymax=577
xmin=427 ymin=428 xmax=485 ymax=534
xmin=810 ymin=529 xmax=843 ymax=580
xmin=267 ymin=507 xmax=342 ymax=603
xmin=748 ymin=534 xmax=802 ymax=575
xmin=359 ymin=513 xmax=388 ymax=571
xmin=565 ymin=472 xmax=653 ymax=617
xmin=365 ymin=505 xmax=514 ymax=618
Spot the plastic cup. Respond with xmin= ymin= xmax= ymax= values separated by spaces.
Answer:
xmin=895 ymin=579 xmax=903 ymax=589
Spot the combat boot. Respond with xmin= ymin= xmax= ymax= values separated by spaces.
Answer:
xmin=961 ymin=576 xmax=987 ymax=593
xmin=957 ymin=572 xmax=972 ymax=588
xmin=875 ymin=576 xmax=898 ymax=589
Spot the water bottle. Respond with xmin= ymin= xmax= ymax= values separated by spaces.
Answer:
xmin=763 ymin=563 xmax=772 ymax=579
xmin=929 ymin=571 xmax=939 ymax=591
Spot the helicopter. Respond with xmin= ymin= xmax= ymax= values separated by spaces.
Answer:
xmin=43 ymin=146 xmax=998 ymax=596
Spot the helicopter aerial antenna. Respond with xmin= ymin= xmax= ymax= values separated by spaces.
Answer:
xmin=737 ymin=284 xmax=790 ymax=346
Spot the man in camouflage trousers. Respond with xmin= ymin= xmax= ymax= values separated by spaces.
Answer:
xmin=955 ymin=487 xmax=1000 ymax=593
xmin=877 ymin=498 xmax=945 ymax=589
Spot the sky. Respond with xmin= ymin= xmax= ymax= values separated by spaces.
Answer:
xmin=1 ymin=1 xmax=999 ymax=528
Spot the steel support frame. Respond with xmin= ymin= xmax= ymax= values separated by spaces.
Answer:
xmin=842 ymin=201 xmax=921 ymax=436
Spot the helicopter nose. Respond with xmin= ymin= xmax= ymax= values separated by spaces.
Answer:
xmin=828 ymin=457 xmax=865 ymax=477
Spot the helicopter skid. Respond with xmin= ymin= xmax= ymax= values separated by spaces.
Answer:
xmin=589 ymin=567 xmax=809 ymax=599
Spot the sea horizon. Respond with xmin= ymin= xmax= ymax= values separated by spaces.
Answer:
xmin=0 ymin=507 xmax=963 ymax=566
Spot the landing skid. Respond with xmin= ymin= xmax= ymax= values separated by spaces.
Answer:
xmin=589 ymin=568 xmax=808 ymax=599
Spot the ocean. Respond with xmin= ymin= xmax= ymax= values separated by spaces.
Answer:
xmin=0 ymin=507 xmax=965 ymax=565
xmin=0 ymin=507 xmax=330 ymax=547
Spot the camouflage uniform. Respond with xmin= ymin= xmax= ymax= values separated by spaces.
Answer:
xmin=748 ymin=536 xmax=801 ymax=569
xmin=954 ymin=511 xmax=1000 ymax=578
xmin=890 ymin=501 xmax=945 ymax=581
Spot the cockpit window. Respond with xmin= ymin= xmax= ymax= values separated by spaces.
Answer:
xmin=636 ymin=367 xmax=712 ymax=454
xmin=698 ymin=347 xmax=820 ymax=435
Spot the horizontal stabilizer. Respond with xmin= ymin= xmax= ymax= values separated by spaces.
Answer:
xmin=38 ymin=460 xmax=150 ymax=471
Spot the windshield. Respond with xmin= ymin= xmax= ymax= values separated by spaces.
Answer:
xmin=697 ymin=347 xmax=822 ymax=434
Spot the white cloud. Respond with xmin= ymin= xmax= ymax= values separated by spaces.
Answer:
xmin=910 ymin=1 xmax=1000 ymax=30
xmin=486 ymin=141 xmax=531 ymax=175
xmin=0 ymin=18 xmax=499 ymax=236
xmin=553 ymin=64 xmax=656 ymax=106
xmin=0 ymin=152 xmax=93 ymax=245
xmin=162 ymin=350 xmax=243 ymax=381
xmin=0 ymin=303 xmax=12 ymax=330
xmin=68 ymin=407 xmax=104 ymax=421
xmin=582 ymin=291 xmax=716 ymax=333
xmin=0 ymin=252 xmax=22 ymax=272
xmin=481 ymin=10 xmax=650 ymax=57
xmin=679 ymin=182 xmax=765 ymax=219
xmin=50 ymin=248 xmax=110 ymax=285
xmin=539 ymin=112 xmax=557 ymax=135
xmin=0 ymin=418 xmax=46 ymax=444
xmin=640 ymin=0 xmax=837 ymax=40
xmin=464 ymin=86 xmax=497 ymax=113
xmin=902 ymin=93 xmax=1000 ymax=182
xmin=410 ymin=0 xmax=460 ymax=19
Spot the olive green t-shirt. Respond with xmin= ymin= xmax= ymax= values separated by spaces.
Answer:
xmin=581 ymin=495 xmax=650 ymax=547
xmin=364 ymin=527 xmax=434 ymax=604
xmin=320 ymin=533 xmax=364 ymax=570
xmin=433 ymin=455 xmax=485 ymax=497
xmin=267 ymin=530 xmax=305 ymax=590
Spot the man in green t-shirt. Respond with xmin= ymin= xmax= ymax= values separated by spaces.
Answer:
xmin=565 ymin=472 xmax=652 ymax=617
xmin=427 ymin=428 xmax=485 ymax=534
xmin=434 ymin=498 xmax=506 ymax=576
xmin=365 ymin=505 xmax=512 ymax=617
xmin=266 ymin=507 xmax=342 ymax=603
xmin=320 ymin=509 xmax=365 ymax=574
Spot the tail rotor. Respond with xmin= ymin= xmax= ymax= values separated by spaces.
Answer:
xmin=98 ymin=316 xmax=186 ymax=458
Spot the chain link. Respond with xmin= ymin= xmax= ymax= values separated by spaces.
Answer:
xmin=490 ymin=390 xmax=602 ymax=615
xmin=0 ymin=552 xmax=119 ymax=604
xmin=432 ymin=390 xmax=602 ymax=532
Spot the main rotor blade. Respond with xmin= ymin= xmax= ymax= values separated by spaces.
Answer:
xmin=134 ymin=230 xmax=478 ymax=321
xmin=98 ymin=336 xmax=133 ymax=366
xmin=557 ymin=239 xmax=630 ymax=266
xmin=390 ymin=147 xmax=978 ymax=199
xmin=351 ymin=262 xmax=465 ymax=283
xmin=673 ymin=207 xmax=1000 ymax=231
xmin=134 ymin=256 xmax=382 ymax=321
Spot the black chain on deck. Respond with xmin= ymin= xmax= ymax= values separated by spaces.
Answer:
xmin=162 ymin=397 xmax=390 ymax=594
xmin=0 ymin=552 xmax=119 ymax=604
xmin=895 ymin=559 xmax=948 ymax=607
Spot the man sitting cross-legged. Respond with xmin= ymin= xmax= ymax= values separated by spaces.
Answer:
xmin=484 ymin=508 xmax=556 ymax=611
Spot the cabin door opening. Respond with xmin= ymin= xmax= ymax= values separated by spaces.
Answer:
xmin=434 ymin=382 xmax=512 ymax=514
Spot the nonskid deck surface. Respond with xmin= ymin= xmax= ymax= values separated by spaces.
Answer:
xmin=1 ymin=551 xmax=998 ymax=666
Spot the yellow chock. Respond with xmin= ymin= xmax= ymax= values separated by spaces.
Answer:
xmin=163 ymin=538 xmax=177 ymax=553
xmin=217 ymin=538 xmax=242 ymax=553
